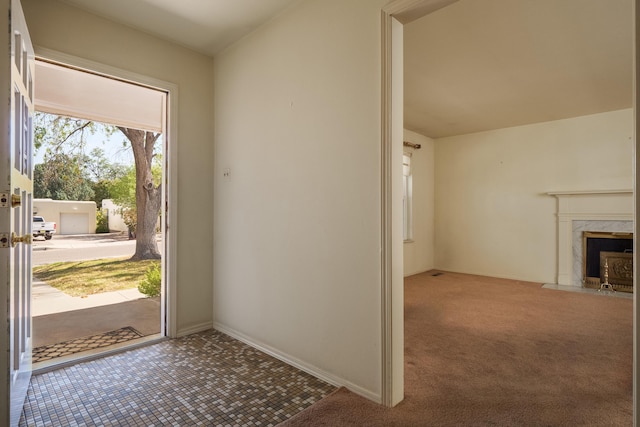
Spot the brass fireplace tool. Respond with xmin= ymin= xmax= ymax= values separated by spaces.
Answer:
xmin=599 ymin=258 xmax=616 ymax=293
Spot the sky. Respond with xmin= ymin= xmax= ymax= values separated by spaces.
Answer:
xmin=34 ymin=121 xmax=136 ymax=166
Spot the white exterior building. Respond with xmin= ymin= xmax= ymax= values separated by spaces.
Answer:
xmin=102 ymin=199 xmax=129 ymax=232
xmin=33 ymin=199 xmax=97 ymax=235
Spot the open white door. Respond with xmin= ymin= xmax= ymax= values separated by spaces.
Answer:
xmin=0 ymin=0 xmax=34 ymax=425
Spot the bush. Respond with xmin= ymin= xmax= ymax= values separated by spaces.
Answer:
xmin=96 ymin=210 xmax=110 ymax=233
xmin=138 ymin=263 xmax=161 ymax=297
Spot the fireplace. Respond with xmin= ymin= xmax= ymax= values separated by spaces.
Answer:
xmin=547 ymin=189 xmax=633 ymax=288
xmin=582 ymin=231 xmax=633 ymax=292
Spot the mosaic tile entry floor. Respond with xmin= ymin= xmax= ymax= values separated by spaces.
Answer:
xmin=32 ymin=326 xmax=143 ymax=363
xmin=20 ymin=329 xmax=336 ymax=426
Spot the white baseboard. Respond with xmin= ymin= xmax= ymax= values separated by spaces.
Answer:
xmin=176 ymin=321 xmax=214 ymax=338
xmin=213 ymin=322 xmax=381 ymax=404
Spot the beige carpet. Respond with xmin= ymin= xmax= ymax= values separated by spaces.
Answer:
xmin=281 ymin=271 xmax=632 ymax=426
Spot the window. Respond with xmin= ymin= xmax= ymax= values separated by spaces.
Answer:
xmin=403 ymin=152 xmax=413 ymax=241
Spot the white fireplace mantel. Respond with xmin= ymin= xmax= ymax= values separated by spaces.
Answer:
xmin=547 ymin=189 xmax=633 ymax=286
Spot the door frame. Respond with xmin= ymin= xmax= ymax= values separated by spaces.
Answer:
xmin=634 ymin=2 xmax=639 ymax=426
xmin=34 ymin=47 xmax=179 ymax=338
xmin=380 ymin=0 xmax=461 ymax=408
xmin=380 ymin=0 xmax=638 ymax=420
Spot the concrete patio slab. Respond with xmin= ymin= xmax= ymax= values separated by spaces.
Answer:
xmin=33 ymin=297 xmax=161 ymax=348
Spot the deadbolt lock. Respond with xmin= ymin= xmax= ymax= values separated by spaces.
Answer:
xmin=0 ymin=193 xmax=21 ymax=208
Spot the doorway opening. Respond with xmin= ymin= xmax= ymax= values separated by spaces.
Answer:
xmin=31 ymin=58 xmax=172 ymax=369
xmin=392 ymin=0 xmax=635 ymax=420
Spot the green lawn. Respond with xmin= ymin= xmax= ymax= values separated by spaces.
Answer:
xmin=33 ymin=258 xmax=160 ymax=297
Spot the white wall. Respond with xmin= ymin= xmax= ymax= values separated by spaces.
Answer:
xmin=434 ymin=109 xmax=634 ymax=283
xmin=102 ymin=199 xmax=128 ymax=233
xmin=403 ymin=129 xmax=435 ymax=276
xmin=23 ymin=0 xmax=215 ymax=334
xmin=214 ymin=0 xmax=387 ymax=401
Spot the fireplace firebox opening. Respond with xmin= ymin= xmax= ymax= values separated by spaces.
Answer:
xmin=582 ymin=231 xmax=633 ymax=292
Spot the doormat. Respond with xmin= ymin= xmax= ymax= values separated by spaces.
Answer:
xmin=33 ymin=326 xmax=143 ymax=363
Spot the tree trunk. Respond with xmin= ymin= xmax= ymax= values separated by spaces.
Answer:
xmin=133 ymin=181 xmax=162 ymax=260
xmin=117 ymin=127 xmax=162 ymax=260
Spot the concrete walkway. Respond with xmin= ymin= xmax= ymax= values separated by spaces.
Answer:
xmin=33 ymin=279 xmax=146 ymax=316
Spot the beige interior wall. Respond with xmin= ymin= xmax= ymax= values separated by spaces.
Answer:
xmin=213 ymin=0 xmax=388 ymax=401
xmin=434 ymin=108 xmax=634 ymax=283
xmin=22 ymin=0 xmax=215 ymax=334
xmin=403 ymin=129 xmax=435 ymax=276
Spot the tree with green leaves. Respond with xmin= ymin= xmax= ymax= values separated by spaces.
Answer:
xmin=107 ymin=157 xmax=162 ymax=240
xmin=35 ymin=114 xmax=119 ymax=160
xmin=35 ymin=112 xmax=163 ymax=260
xmin=34 ymin=153 xmax=95 ymax=201
xmin=106 ymin=165 xmax=137 ymax=237
xmin=35 ymin=114 xmax=123 ymax=206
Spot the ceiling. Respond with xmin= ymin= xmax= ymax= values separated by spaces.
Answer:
xmin=404 ymin=0 xmax=633 ymax=138
xmin=36 ymin=61 xmax=165 ymax=132
xmin=56 ymin=0 xmax=634 ymax=139
xmin=58 ymin=0 xmax=300 ymax=56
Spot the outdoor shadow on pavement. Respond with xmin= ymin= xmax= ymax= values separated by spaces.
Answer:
xmin=33 ymin=297 xmax=160 ymax=350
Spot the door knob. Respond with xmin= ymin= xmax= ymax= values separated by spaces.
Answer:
xmin=11 ymin=232 xmax=31 ymax=247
